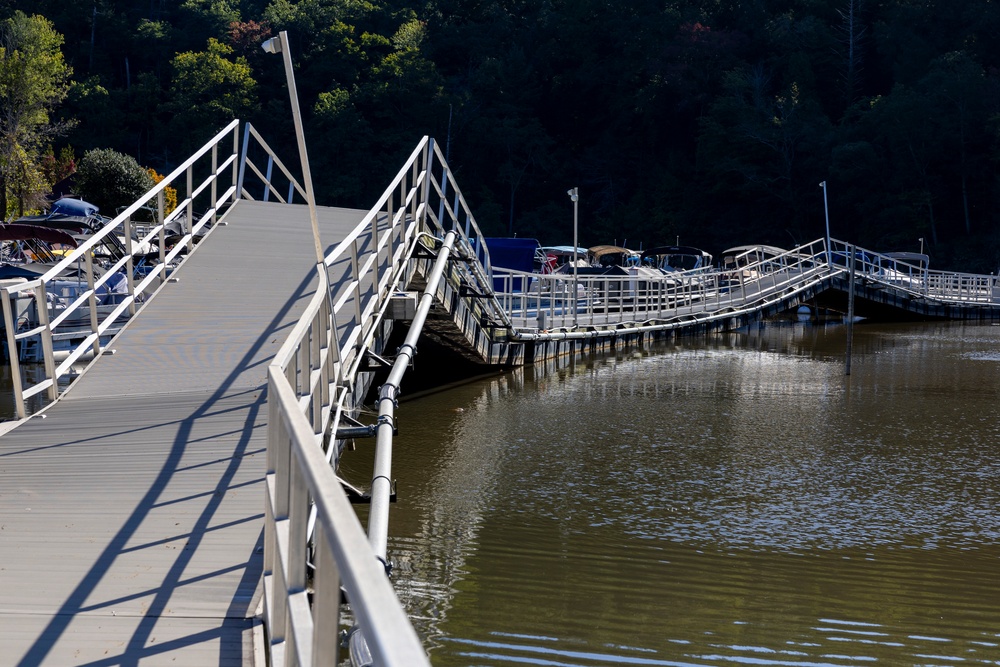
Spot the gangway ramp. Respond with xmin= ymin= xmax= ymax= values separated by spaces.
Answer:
xmin=0 ymin=199 xmax=364 ymax=665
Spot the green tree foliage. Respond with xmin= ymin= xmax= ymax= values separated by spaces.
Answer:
xmin=0 ymin=11 xmax=72 ymax=218
xmin=167 ymin=38 xmax=258 ymax=154
xmin=74 ymin=147 xmax=154 ymax=214
xmin=175 ymin=0 xmax=241 ymax=53
xmin=6 ymin=0 xmax=1000 ymax=269
xmin=294 ymin=3 xmax=446 ymax=205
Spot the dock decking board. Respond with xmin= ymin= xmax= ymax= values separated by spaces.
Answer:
xmin=0 ymin=200 xmax=364 ymax=666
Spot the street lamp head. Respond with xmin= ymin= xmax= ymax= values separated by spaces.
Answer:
xmin=819 ymin=181 xmax=826 ymax=188
xmin=567 ymin=187 xmax=578 ymax=202
xmin=261 ymin=36 xmax=282 ymax=54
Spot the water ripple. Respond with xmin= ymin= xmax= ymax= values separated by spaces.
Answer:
xmin=378 ymin=323 xmax=1000 ymax=667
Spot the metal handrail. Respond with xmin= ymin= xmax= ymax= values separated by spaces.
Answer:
xmin=259 ymin=128 xmax=510 ymax=665
xmin=826 ymin=238 xmax=997 ymax=302
xmin=238 ymin=123 xmax=309 ymax=204
xmin=494 ymin=238 xmax=830 ymax=330
xmin=265 ymin=268 xmax=429 ymax=667
xmin=493 ymin=237 xmax=1000 ymax=332
xmin=258 ymin=132 xmax=454 ymax=666
xmin=1 ymin=119 xmax=241 ymax=419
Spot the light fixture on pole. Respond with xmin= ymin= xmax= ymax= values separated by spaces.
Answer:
xmin=919 ymin=237 xmax=924 ymax=255
xmin=819 ymin=181 xmax=831 ymax=267
xmin=262 ymin=31 xmax=325 ymax=270
xmin=567 ymin=187 xmax=579 ymax=327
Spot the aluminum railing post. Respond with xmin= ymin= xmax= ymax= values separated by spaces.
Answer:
xmin=157 ymin=191 xmax=166 ymax=288
xmin=35 ymin=282 xmax=58 ymax=402
xmin=124 ymin=215 xmax=137 ymax=317
xmin=231 ymin=123 xmax=240 ymax=193
xmin=1 ymin=289 xmax=26 ymax=419
xmin=211 ymin=144 xmax=219 ymax=225
xmin=186 ymin=164 xmax=194 ymax=240
xmin=287 ymin=455 xmax=311 ymax=664
xmin=237 ymin=122 xmax=251 ymax=199
xmin=84 ymin=251 xmax=101 ymax=359
xmin=311 ymin=523 xmax=341 ymax=663
xmin=351 ymin=238 xmax=363 ymax=341
xmin=310 ymin=316 xmax=324 ymax=435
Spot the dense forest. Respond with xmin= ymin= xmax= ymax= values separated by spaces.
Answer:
xmin=2 ymin=0 xmax=1000 ymax=271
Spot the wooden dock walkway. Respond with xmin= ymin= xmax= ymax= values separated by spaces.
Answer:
xmin=0 ymin=199 xmax=364 ymax=666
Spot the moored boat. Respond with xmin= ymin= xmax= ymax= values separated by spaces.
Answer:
xmin=640 ymin=245 xmax=713 ymax=274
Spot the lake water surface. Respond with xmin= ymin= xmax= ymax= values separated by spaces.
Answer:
xmin=342 ymin=321 xmax=1000 ymax=666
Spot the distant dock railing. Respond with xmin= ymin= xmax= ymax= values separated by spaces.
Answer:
xmin=492 ymin=237 xmax=1000 ymax=332
xmin=494 ymin=239 xmax=831 ymax=330
xmin=826 ymin=238 xmax=999 ymax=302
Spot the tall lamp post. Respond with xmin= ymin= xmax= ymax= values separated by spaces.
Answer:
xmin=261 ymin=31 xmax=325 ymax=269
xmin=567 ymin=187 xmax=579 ymax=327
xmin=820 ymin=180 xmax=831 ymax=267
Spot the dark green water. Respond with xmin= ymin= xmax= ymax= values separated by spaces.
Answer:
xmin=342 ymin=321 xmax=1000 ymax=666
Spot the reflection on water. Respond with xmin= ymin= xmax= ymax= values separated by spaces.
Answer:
xmin=342 ymin=321 xmax=1000 ymax=666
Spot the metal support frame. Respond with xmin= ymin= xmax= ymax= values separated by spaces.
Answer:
xmin=259 ymin=122 xmax=502 ymax=665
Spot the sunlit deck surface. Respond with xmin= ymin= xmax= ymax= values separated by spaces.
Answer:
xmin=0 ymin=200 xmax=363 ymax=666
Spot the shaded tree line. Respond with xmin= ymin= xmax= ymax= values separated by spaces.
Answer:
xmin=3 ymin=0 xmax=1000 ymax=271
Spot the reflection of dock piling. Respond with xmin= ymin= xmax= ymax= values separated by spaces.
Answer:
xmin=846 ymin=245 xmax=857 ymax=375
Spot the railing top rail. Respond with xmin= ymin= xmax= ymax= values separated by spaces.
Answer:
xmin=828 ymin=237 xmax=993 ymax=283
xmin=10 ymin=119 xmax=240 ymax=287
xmin=243 ymin=123 xmax=309 ymax=202
xmin=269 ymin=371 xmax=430 ymax=664
xmin=324 ymin=137 xmax=430 ymax=267
xmin=271 ymin=268 xmax=329 ymax=372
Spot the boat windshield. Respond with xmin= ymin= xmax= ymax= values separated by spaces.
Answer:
xmin=640 ymin=246 xmax=712 ymax=272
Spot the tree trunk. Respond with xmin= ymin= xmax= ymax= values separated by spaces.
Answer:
xmin=508 ymin=189 xmax=515 ymax=236
xmin=962 ymin=171 xmax=970 ymax=235
xmin=928 ymin=200 xmax=938 ymax=246
xmin=0 ymin=177 xmax=7 ymax=222
xmin=840 ymin=0 xmax=865 ymax=107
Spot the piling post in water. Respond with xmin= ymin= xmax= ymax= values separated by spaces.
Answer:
xmin=846 ymin=244 xmax=856 ymax=375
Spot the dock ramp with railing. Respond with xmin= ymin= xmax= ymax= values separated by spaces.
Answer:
xmin=4 ymin=120 xmax=1000 ymax=667
xmin=0 ymin=197 xmax=369 ymax=664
